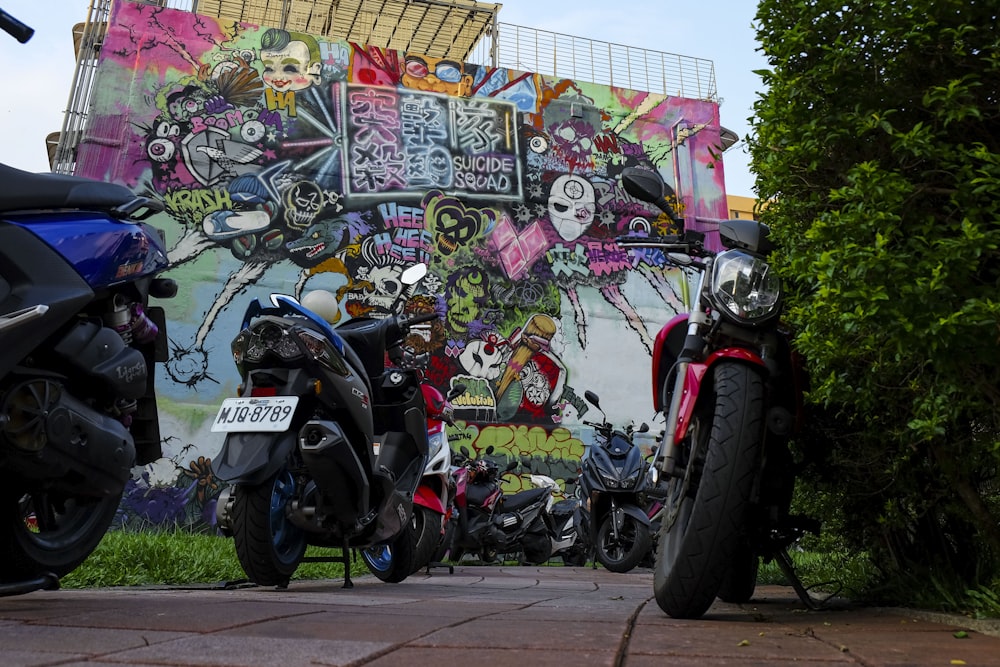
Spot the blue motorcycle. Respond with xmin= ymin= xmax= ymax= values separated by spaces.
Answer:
xmin=0 ymin=157 xmax=176 ymax=593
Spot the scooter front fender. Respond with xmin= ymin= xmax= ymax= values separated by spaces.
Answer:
xmin=619 ymin=501 xmax=652 ymax=527
xmin=673 ymin=348 xmax=766 ymax=444
xmin=212 ymin=431 xmax=297 ymax=485
xmin=413 ymin=483 xmax=446 ymax=514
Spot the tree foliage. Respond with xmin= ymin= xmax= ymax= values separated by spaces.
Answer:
xmin=748 ymin=0 xmax=1000 ymax=596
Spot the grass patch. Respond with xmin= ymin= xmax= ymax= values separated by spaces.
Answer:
xmin=60 ymin=528 xmax=367 ymax=589
xmin=759 ymin=549 xmax=1000 ymax=619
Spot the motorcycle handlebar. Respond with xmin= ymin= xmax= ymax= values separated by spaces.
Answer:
xmin=0 ymin=9 xmax=33 ymax=43
xmin=616 ymin=235 xmax=692 ymax=252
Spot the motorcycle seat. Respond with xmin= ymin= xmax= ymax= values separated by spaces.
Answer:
xmin=0 ymin=164 xmax=136 ymax=212
xmin=501 ymin=487 xmax=550 ymax=512
xmin=466 ymin=481 xmax=497 ymax=508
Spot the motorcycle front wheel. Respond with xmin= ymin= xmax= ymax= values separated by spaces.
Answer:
xmin=407 ymin=506 xmax=443 ymax=575
xmin=595 ymin=508 xmax=651 ymax=573
xmin=0 ymin=488 xmax=121 ymax=583
xmin=230 ymin=467 xmax=306 ymax=587
xmin=361 ymin=515 xmax=418 ymax=583
xmin=654 ymin=361 xmax=764 ymax=619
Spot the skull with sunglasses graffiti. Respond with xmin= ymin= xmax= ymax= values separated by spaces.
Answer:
xmin=401 ymin=54 xmax=474 ymax=96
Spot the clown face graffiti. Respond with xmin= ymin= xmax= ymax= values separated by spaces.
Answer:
xmin=547 ymin=174 xmax=596 ymax=241
xmin=260 ymin=28 xmax=322 ymax=92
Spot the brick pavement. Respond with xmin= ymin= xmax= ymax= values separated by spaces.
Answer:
xmin=1 ymin=566 xmax=998 ymax=666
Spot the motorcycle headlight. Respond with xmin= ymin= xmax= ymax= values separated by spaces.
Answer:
xmin=428 ymin=429 xmax=448 ymax=459
xmin=621 ymin=471 xmax=641 ymax=490
xmin=711 ymin=249 xmax=782 ymax=324
xmin=599 ymin=473 xmax=620 ymax=489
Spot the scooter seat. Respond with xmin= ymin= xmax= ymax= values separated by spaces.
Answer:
xmin=501 ymin=487 xmax=550 ymax=512
xmin=0 ymin=164 xmax=136 ymax=212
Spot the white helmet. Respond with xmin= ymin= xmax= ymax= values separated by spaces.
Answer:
xmin=301 ymin=289 xmax=339 ymax=324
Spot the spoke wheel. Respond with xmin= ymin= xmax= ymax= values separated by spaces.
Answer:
xmin=595 ymin=508 xmax=651 ymax=573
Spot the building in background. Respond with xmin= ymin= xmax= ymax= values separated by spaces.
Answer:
xmin=727 ymin=194 xmax=759 ymax=221
xmin=54 ymin=0 xmax=739 ymax=528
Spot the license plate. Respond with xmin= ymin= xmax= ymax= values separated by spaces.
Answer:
xmin=211 ymin=396 xmax=299 ymax=433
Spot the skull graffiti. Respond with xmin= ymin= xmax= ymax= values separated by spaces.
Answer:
xmin=547 ymin=174 xmax=596 ymax=241
xmin=284 ymin=181 xmax=324 ymax=230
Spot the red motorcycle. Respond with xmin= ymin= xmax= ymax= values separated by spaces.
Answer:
xmin=617 ymin=167 xmax=818 ymax=619
xmin=438 ymin=445 xmax=557 ymax=564
xmin=360 ymin=375 xmax=464 ymax=580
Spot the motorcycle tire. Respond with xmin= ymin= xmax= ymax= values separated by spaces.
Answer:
xmin=407 ymin=506 xmax=443 ymax=575
xmin=361 ymin=518 xmax=417 ymax=583
xmin=0 ymin=488 xmax=121 ymax=583
xmin=430 ymin=510 xmax=457 ymax=563
xmin=716 ymin=540 xmax=759 ymax=604
xmin=230 ymin=467 xmax=307 ymax=587
xmin=595 ymin=510 xmax=651 ymax=573
xmin=560 ymin=547 xmax=589 ymax=567
xmin=654 ymin=361 xmax=764 ymax=619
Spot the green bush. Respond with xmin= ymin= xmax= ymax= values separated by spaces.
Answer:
xmin=749 ymin=0 xmax=1000 ymax=605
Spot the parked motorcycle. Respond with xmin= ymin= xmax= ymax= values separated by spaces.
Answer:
xmin=616 ymin=166 xmax=816 ymax=618
xmin=211 ymin=263 xmax=439 ymax=588
xmin=440 ymin=446 xmax=555 ymax=564
xmin=0 ymin=154 xmax=176 ymax=595
xmin=362 ymin=381 xmax=465 ymax=580
xmin=577 ymin=390 xmax=653 ymax=573
xmin=535 ymin=473 xmax=589 ymax=567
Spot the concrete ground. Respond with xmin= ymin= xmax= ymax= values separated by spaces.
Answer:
xmin=1 ymin=565 xmax=999 ymax=666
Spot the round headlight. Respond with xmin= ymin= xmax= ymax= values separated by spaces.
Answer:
xmin=711 ymin=249 xmax=782 ymax=323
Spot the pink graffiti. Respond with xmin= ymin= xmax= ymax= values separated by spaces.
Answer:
xmin=586 ymin=241 xmax=632 ymax=276
xmin=490 ymin=214 xmax=548 ymax=280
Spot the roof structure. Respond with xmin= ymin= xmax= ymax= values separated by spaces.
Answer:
xmin=193 ymin=0 xmax=500 ymax=62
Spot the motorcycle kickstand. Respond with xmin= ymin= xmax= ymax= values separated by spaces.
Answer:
xmin=342 ymin=541 xmax=354 ymax=589
xmin=774 ymin=548 xmax=839 ymax=611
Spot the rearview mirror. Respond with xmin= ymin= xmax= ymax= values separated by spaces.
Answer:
xmin=400 ymin=263 xmax=428 ymax=285
xmin=621 ymin=167 xmax=678 ymax=219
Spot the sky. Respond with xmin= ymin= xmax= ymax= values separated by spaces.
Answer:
xmin=0 ymin=0 xmax=766 ymax=196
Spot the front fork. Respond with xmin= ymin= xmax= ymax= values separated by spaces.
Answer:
xmin=656 ymin=309 xmax=711 ymax=479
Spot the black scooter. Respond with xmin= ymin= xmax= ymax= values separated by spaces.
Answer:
xmin=578 ymin=390 xmax=653 ymax=572
xmin=212 ymin=264 xmax=438 ymax=587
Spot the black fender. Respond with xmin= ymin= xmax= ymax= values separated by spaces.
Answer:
xmin=589 ymin=497 xmax=651 ymax=544
xmin=619 ymin=502 xmax=652 ymax=527
xmin=211 ymin=431 xmax=297 ymax=486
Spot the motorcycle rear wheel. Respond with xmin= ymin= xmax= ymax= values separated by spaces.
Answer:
xmin=716 ymin=539 xmax=759 ymax=603
xmin=0 ymin=488 xmax=121 ymax=583
xmin=595 ymin=509 xmax=651 ymax=573
xmin=654 ymin=361 xmax=764 ymax=619
xmin=361 ymin=516 xmax=418 ymax=583
xmin=231 ymin=467 xmax=306 ymax=587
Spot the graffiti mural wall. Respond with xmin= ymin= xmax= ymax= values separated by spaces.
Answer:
xmin=77 ymin=1 xmax=729 ymax=528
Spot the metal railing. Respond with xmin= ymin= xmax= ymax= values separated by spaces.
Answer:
xmin=468 ymin=23 xmax=716 ymax=101
xmin=55 ymin=0 xmax=717 ymax=174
